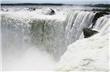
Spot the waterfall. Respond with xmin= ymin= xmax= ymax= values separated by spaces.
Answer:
xmin=1 ymin=7 xmax=110 ymax=71
xmin=56 ymin=13 xmax=110 ymax=72
xmin=93 ymin=15 xmax=110 ymax=35
xmin=65 ymin=11 xmax=95 ymax=45
xmin=1 ymin=15 xmax=31 ymax=55
xmin=1 ymin=11 xmax=96 ymax=60
xmin=1 ymin=12 xmax=67 ymax=60
xmin=29 ymin=19 xmax=66 ymax=59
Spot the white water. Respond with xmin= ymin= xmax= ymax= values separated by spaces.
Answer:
xmin=1 ymin=9 xmax=66 ymax=70
xmin=3 ymin=46 xmax=56 ymax=71
xmin=65 ymin=11 xmax=95 ymax=45
xmin=1 ymin=7 xmax=110 ymax=71
xmin=57 ymin=15 xmax=110 ymax=71
xmin=93 ymin=15 xmax=110 ymax=34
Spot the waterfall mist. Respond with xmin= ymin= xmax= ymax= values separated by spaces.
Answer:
xmin=1 ymin=6 xmax=110 ymax=71
xmin=2 ymin=46 xmax=56 ymax=71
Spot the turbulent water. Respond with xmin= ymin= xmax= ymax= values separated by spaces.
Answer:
xmin=1 ymin=6 xmax=110 ymax=71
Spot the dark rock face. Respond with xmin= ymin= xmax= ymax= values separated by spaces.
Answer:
xmin=49 ymin=9 xmax=55 ymax=15
xmin=83 ymin=28 xmax=98 ymax=38
xmin=91 ymin=11 xmax=109 ymax=28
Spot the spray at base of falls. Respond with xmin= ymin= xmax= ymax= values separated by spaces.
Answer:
xmin=56 ymin=15 xmax=110 ymax=71
xmin=3 ymin=46 xmax=56 ymax=71
xmin=57 ymin=33 xmax=109 ymax=71
xmin=1 ymin=9 xmax=110 ymax=71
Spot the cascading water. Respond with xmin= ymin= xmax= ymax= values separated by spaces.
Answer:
xmin=57 ymin=13 xmax=110 ymax=71
xmin=1 ymin=7 xmax=110 ymax=71
xmin=29 ymin=19 xmax=66 ymax=59
xmin=1 ymin=10 xmax=96 ymax=60
xmin=1 ymin=10 xmax=67 ymax=70
xmin=65 ymin=11 xmax=95 ymax=45
xmin=93 ymin=15 xmax=110 ymax=34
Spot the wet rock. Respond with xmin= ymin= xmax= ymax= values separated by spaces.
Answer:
xmin=83 ymin=28 xmax=98 ymax=38
xmin=49 ymin=9 xmax=55 ymax=15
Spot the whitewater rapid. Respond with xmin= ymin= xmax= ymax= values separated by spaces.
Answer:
xmin=1 ymin=7 xmax=110 ymax=71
